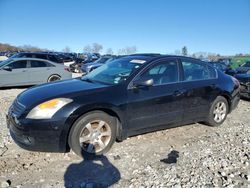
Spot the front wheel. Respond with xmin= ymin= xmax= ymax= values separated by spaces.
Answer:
xmin=206 ymin=96 xmax=229 ymax=126
xmin=68 ymin=111 xmax=117 ymax=158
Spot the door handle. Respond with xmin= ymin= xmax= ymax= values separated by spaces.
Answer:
xmin=22 ymin=70 xmax=26 ymax=72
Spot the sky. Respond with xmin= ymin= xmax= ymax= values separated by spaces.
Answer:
xmin=0 ymin=0 xmax=250 ymax=55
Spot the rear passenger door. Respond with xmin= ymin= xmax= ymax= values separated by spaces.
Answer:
xmin=179 ymin=58 xmax=218 ymax=121
xmin=28 ymin=60 xmax=53 ymax=84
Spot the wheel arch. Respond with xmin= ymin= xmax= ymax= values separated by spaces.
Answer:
xmin=219 ymin=92 xmax=232 ymax=113
xmin=64 ymin=105 xmax=126 ymax=151
xmin=47 ymin=74 xmax=61 ymax=82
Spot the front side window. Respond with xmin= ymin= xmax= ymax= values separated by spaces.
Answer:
xmin=182 ymin=60 xmax=216 ymax=81
xmin=9 ymin=60 xmax=27 ymax=69
xmin=139 ymin=60 xmax=179 ymax=85
xmin=30 ymin=61 xmax=48 ymax=68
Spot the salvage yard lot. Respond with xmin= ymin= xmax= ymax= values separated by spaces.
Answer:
xmin=0 ymin=88 xmax=249 ymax=188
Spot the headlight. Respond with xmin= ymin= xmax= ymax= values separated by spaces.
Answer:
xmin=26 ymin=98 xmax=72 ymax=119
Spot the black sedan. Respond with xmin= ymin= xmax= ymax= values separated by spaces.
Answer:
xmin=7 ymin=55 xmax=240 ymax=157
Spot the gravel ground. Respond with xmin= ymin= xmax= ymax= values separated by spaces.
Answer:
xmin=0 ymin=87 xmax=249 ymax=188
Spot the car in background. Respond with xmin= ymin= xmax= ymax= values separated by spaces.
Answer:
xmin=233 ymin=62 xmax=250 ymax=99
xmin=81 ymin=55 xmax=117 ymax=74
xmin=69 ymin=53 xmax=101 ymax=73
xmin=207 ymin=61 xmax=230 ymax=73
xmin=0 ymin=52 xmax=8 ymax=61
xmin=7 ymin=55 xmax=240 ymax=157
xmin=12 ymin=52 xmax=64 ymax=63
xmin=57 ymin=53 xmax=75 ymax=67
xmin=0 ymin=58 xmax=72 ymax=87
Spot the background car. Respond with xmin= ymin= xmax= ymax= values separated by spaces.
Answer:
xmin=12 ymin=52 xmax=63 ymax=63
xmin=0 ymin=58 xmax=72 ymax=87
xmin=11 ymin=52 xmax=76 ymax=67
xmin=233 ymin=62 xmax=250 ymax=98
xmin=207 ymin=61 xmax=230 ymax=73
xmin=80 ymin=55 xmax=117 ymax=74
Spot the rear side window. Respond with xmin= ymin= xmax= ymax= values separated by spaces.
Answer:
xmin=9 ymin=60 xmax=27 ymax=69
xmin=182 ymin=60 xmax=216 ymax=81
xmin=30 ymin=61 xmax=48 ymax=68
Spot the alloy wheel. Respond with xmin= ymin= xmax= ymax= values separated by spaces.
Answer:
xmin=79 ymin=120 xmax=112 ymax=153
xmin=213 ymin=101 xmax=227 ymax=123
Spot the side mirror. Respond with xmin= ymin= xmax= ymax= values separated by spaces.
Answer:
xmin=133 ymin=78 xmax=154 ymax=88
xmin=2 ymin=66 xmax=12 ymax=71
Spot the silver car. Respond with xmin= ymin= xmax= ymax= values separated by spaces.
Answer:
xmin=0 ymin=58 xmax=72 ymax=87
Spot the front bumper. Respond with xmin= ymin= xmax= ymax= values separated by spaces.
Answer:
xmin=6 ymin=112 xmax=67 ymax=152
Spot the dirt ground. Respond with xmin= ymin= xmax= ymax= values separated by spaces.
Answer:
xmin=0 ymin=88 xmax=249 ymax=188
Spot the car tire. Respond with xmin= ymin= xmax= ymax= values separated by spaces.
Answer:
xmin=206 ymin=96 xmax=229 ymax=126
xmin=68 ymin=111 xmax=117 ymax=158
xmin=47 ymin=75 xmax=61 ymax=82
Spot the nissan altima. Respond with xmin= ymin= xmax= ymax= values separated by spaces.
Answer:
xmin=7 ymin=54 xmax=240 ymax=157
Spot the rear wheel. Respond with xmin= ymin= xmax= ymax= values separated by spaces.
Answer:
xmin=206 ymin=96 xmax=229 ymax=126
xmin=47 ymin=75 xmax=61 ymax=82
xmin=68 ymin=111 xmax=117 ymax=158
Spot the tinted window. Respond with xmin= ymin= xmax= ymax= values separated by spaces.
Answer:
xmin=9 ymin=60 xmax=27 ymax=69
xmin=182 ymin=60 xmax=216 ymax=81
xmin=35 ymin=54 xmax=48 ymax=59
xmin=30 ymin=61 xmax=48 ymax=68
xmin=140 ymin=60 xmax=178 ymax=85
xmin=49 ymin=55 xmax=61 ymax=63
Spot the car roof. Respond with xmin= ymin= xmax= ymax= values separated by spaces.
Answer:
xmin=17 ymin=52 xmax=57 ymax=55
xmin=10 ymin=58 xmax=60 ymax=65
xmin=122 ymin=54 xmax=201 ymax=63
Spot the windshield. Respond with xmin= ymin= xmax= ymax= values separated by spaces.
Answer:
xmin=241 ymin=62 xmax=250 ymax=67
xmin=95 ymin=57 xmax=110 ymax=64
xmin=81 ymin=58 xmax=145 ymax=85
xmin=11 ymin=53 xmax=24 ymax=58
xmin=0 ymin=59 xmax=12 ymax=68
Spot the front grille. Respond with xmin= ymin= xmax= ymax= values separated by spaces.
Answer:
xmin=10 ymin=99 xmax=26 ymax=117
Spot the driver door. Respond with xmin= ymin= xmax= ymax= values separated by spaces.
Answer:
xmin=126 ymin=58 xmax=184 ymax=132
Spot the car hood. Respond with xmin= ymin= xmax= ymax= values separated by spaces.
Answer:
xmin=235 ymin=74 xmax=250 ymax=84
xmin=236 ymin=67 xmax=250 ymax=74
xmin=17 ymin=78 xmax=109 ymax=109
